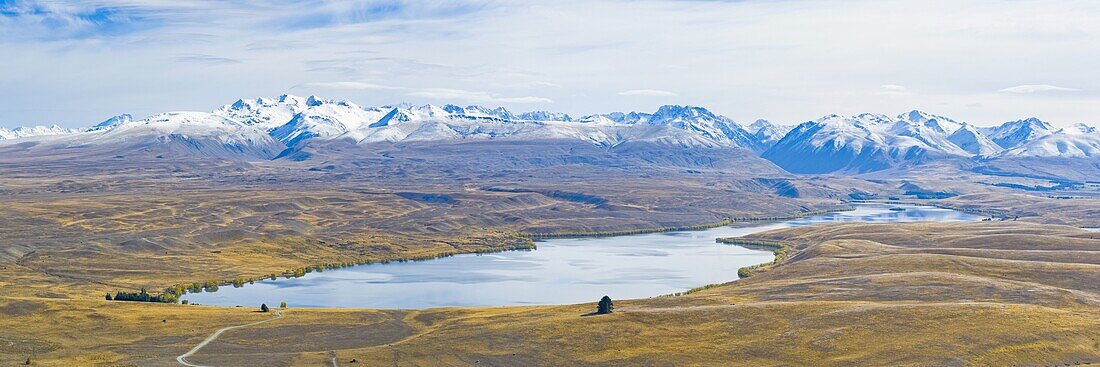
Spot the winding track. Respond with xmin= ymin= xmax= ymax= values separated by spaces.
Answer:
xmin=176 ymin=310 xmax=282 ymax=367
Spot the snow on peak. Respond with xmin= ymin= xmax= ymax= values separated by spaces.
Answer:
xmin=215 ymin=94 xmax=308 ymax=132
xmin=760 ymin=111 xmax=979 ymax=173
xmin=986 ymin=117 xmax=1056 ymax=149
xmin=897 ymin=110 xmax=964 ymax=135
xmin=1061 ymin=123 xmax=1097 ymax=135
xmin=746 ymin=119 xmax=792 ymax=148
xmin=948 ymin=124 xmax=1002 ymax=156
xmin=9 ymin=94 xmax=1098 ymax=166
xmin=0 ymin=124 xmax=79 ymax=140
xmin=518 ymin=111 xmax=573 ymax=122
xmin=93 ymin=114 xmax=134 ymax=129
xmin=270 ymin=99 xmax=389 ymax=146
xmin=444 ymin=105 xmax=517 ymax=121
xmin=1001 ymin=132 xmax=1100 ymax=158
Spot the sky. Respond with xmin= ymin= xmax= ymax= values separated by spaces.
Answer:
xmin=1 ymin=0 xmax=1099 ymax=129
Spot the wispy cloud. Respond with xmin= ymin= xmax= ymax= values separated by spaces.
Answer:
xmin=999 ymin=84 xmax=1080 ymax=94
xmin=407 ymin=88 xmax=552 ymax=104
xmin=618 ymin=89 xmax=677 ymax=97
xmin=174 ymin=53 xmax=242 ymax=65
xmin=270 ymin=1 xmax=496 ymax=31
xmin=878 ymin=84 xmax=911 ymax=96
xmin=293 ymin=81 xmax=401 ymax=90
xmin=0 ymin=1 xmax=161 ymax=40
xmin=245 ymin=39 xmax=304 ymax=51
xmin=6 ymin=1 xmax=1100 ymax=128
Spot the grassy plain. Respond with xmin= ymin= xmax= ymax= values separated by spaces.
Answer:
xmin=2 ymin=222 xmax=1097 ymax=366
xmin=0 ymin=152 xmax=847 ymax=299
xmin=2 ymin=142 xmax=1099 ymax=366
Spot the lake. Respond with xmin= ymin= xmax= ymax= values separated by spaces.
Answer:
xmin=181 ymin=203 xmax=981 ymax=309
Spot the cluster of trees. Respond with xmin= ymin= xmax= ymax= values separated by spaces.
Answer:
xmin=527 ymin=208 xmax=857 ymax=239
xmin=258 ymin=302 xmax=287 ymax=312
xmin=729 ymin=208 xmax=854 ymax=222
xmin=108 ymin=288 xmax=177 ymax=303
xmin=104 ymin=240 xmax=544 ymax=305
xmin=716 ymin=238 xmax=791 ymax=278
xmin=526 ymin=219 xmax=740 ymax=239
xmin=596 ymin=296 xmax=614 ymax=315
xmin=669 ymin=282 xmax=721 ymax=297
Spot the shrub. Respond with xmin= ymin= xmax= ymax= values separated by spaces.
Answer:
xmin=260 ymin=303 xmax=270 ymax=312
xmin=597 ymin=296 xmax=614 ymax=314
xmin=112 ymin=288 xmax=176 ymax=303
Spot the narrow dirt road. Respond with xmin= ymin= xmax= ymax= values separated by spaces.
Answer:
xmin=176 ymin=310 xmax=283 ymax=367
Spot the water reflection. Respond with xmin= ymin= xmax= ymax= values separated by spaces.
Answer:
xmin=182 ymin=203 xmax=980 ymax=309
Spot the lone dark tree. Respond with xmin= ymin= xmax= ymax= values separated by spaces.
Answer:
xmin=596 ymin=295 xmax=614 ymax=314
xmin=104 ymin=292 xmax=112 ymax=301
xmin=260 ymin=303 xmax=270 ymax=313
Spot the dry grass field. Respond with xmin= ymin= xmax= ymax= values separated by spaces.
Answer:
xmin=0 ymin=151 xmax=851 ymax=300
xmin=3 ymin=222 xmax=1097 ymax=366
xmin=2 ymin=146 xmax=1099 ymax=366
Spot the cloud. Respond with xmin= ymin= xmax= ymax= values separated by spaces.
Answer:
xmin=245 ymin=39 xmax=304 ymax=51
xmin=293 ymin=81 xmax=400 ymax=90
xmin=0 ymin=1 xmax=158 ymax=40
xmin=618 ymin=89 xmax=678 ymax=97
xmin=269 ymin=1 xmax=496 ymax=31
xmin=6 ymin=1 xmax=1100 ymax=128
xmin=174 ymin=54 xmax=241 ymax=65
xmin=999 ymin=84 xmax=1080 ymax=94
xmin=496 ymin=96 xmax=555 ymax=103
xmin=878 ymin=84 xmax=911 ymax=96
xmin=406 ymin=88 xmax=552 ymax=104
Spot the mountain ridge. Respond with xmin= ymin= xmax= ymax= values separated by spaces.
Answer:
xmin=2 ymin=95 xmax=1097 ymax=175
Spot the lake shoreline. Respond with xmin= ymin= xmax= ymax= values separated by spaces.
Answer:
xmin=179 ymin=203 xmax=981 ymax=309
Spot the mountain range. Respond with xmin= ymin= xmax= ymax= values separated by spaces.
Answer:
xmin=2 ymin=94 xmax=1097 ymax=177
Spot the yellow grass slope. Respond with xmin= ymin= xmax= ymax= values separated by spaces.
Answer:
xmin=3 ymin=221 xmax=1097 ymax=366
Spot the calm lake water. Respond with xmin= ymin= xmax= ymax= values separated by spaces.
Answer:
xmin=182 ymin=203 xmax=980 ymax=309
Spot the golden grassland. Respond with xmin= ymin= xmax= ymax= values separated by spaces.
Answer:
xmin=0 ymin=166 xmax=842 ymax=300
xmin=935 ymin=192 xmax=1100 ymax=227
xmin=2 ymin=221 xmax=1097 ymax=366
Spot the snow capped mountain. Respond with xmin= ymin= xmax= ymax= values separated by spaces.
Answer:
xmin=90 ymin=114 xmax=134 ymax=131
xmin=442 ymin=105 xmax=517 ymax=121
xmin=761 ymin=113 xmax=969 ymax=174
xmin=996 ymin=122 xmax=1100 ymax=158
xmin=518 ymin=111 xmax=573 ymax=122
xmin=275 ymin=101 xmax=763 ymax=150
xmin=0 ymin=124 xmax=80 ymax=140
xmin=1000 ymin=132 xmax=1100 ymax=158
xmin=92 ymin=112 xmax=285 ymax=158
xmin=269 ymin=98 xmax=391 ymax=146
xmin=3 ymin=95 xmax=1097 ymax=168
xmin=747 ymin=119 xmax=792 ymax=147
xmin=897 ymin=110 xmax=964 ymax=135
xmin=1061 ymin=123 xmax=1097 ymax=135
xmin=889 ymin=112 xmax=969 ymax=156
xmin=948 ymin=124 xmax=1002 ymax=156
xmin=0 ymin=112 xmax=284 ymax=160
xmin=636 ymin=105 xmax=761 ymax=150
xmin=215 ymin=94 xmax=308 ymax=132
xmin=984 ymin=117 xmax=1055 ymax=149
